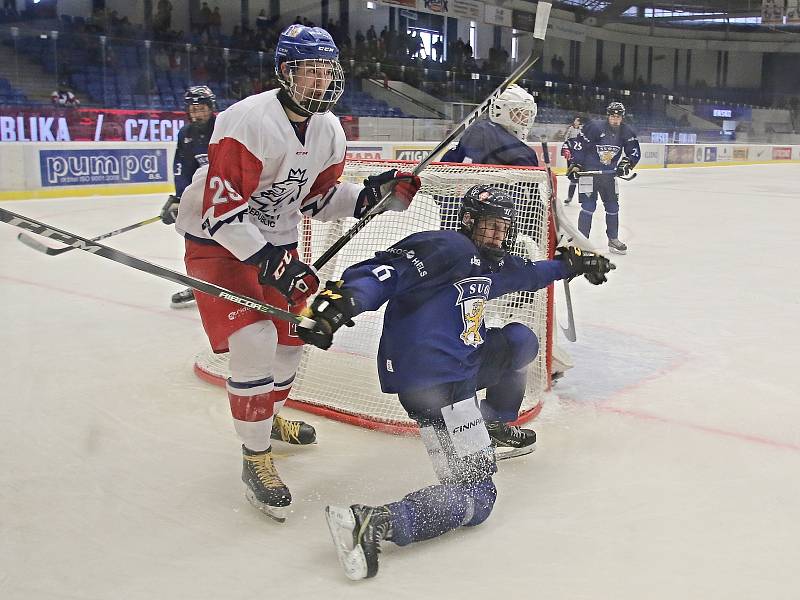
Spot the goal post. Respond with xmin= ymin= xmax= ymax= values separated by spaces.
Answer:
xmin=194 ymin=160 xmax=557 ymax=435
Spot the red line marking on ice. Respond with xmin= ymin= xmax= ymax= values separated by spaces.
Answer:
xmin=598 ymin=405 xmax=800 ymax=452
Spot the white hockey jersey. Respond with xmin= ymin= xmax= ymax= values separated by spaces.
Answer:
xmin=175 ymin=89 xmax=362 ymax=262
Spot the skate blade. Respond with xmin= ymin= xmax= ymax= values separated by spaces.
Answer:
xmin=608 ymin=247 xmax=627 ymax=255
xmin=245 ymin=488 xmax=288 ymax=523
xmin=495 ymin=445 xmax=535 ymax=461
xmin=325 ymin=505 xmax=369 ymax=580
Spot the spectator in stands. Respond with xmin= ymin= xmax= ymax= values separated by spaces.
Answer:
xmin=210 ymin=6 xmax=222 ymax=37
xmin=51 ymin=85 xmax=80 ymax=108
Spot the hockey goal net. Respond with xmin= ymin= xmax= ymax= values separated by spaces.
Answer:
xmin=194 ymin=160 xmax=556 ymax=435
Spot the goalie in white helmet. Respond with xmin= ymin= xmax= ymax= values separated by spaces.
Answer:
xmin=442 ymin=84 xmax=539 ymax=165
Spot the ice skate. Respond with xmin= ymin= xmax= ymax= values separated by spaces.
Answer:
xmin=486 ymin=421 xmax=536 ymax=460
xmin=271 ymin=414 xmax=317 ymax=445
xmin=608 ymin=238 xmax=627 ymax=255
xmin=325 ymin=503 xmax=394 ymax=580
xmin=564 ymin=196 xmax=572 ymax=205
xmin=170 ymin=288 xmax=196 ymax=308
xmin=241 ymin=446 xmax=291 ymax=522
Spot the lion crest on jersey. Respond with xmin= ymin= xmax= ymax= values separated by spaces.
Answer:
xmin=597 ymin=145 xmax=620 ymax=166
xmin=453 ymin=277 xmax=492 ymax=348
xmin=251 ymin=168 xmax=309 ymax=211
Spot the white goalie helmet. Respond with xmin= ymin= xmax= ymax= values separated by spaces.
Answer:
xmin=489 ymin=84 xmax=538 ymax=141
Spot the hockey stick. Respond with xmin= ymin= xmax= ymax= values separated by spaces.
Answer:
xmin=575 ymin=170 xmax=638 ymax=181
xmin=17 ymin=215 xmax=161 ymax=256
xmin=313 ymin=2 xmax=553 ymax=271
xmin=0 ymin=208 xmax=315 ymax=328
xmin=540 ymin=137 xmax=577 ymax=342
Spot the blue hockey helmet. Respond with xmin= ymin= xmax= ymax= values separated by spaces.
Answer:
xmin=459 ymin=185 xmax=517 ymax=266
xmin=275 ymin=25 xmax=344 ymax=115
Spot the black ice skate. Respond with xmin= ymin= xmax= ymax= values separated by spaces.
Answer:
xmin=325 ymin=503 xmax=394 ymax=580
xmin=486 ymin=421 xmax=537 ymax=460
xmin=241 ymin=446 xmax=291 ymax=522
xmin=271 ymin=414 xmax=317 ymax=445
xmin=608 ymin=238 xmax=628 ymax=255
xmin=170 ymin=288 xmax=196 ymax=309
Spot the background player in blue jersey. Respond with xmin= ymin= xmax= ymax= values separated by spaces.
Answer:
xmin=566 ymin=101 xmax=640 ymax=254
xmin=561 ymin=115 xmax=582 ymax=204
xmin=160 ymin=85 xmax=216 ymax=308
xmin=297 ymin=185 xmax=614 ymax=580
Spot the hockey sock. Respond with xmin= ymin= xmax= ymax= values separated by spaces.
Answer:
xmin=578 ymin=208 xmax=593 ymax=237
xmin=606 ymin=210 xmax=619 ymax=240
xmin=386 ymin=478 xmax=497 ymax=546
xmin=228 ymin=377 xmax=276 ymax=453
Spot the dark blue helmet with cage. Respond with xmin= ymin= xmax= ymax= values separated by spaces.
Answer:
xmin=184 ymin=85 xmax=216 ymax=112
xmin=459 ymin=185 xmax=517 ymax=267
xmin=274 ymin=25 xmax=344 ymax=116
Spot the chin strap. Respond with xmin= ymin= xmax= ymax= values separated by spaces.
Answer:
xmin=277 ymin=87 xmax=313 ymax=118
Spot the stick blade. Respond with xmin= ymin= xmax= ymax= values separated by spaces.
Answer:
xmin=17 ymin=232 xmax=63 ymax=255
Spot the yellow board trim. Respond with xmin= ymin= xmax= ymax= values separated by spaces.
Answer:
xmin=0 ymin=183 xmax=173 ymax=202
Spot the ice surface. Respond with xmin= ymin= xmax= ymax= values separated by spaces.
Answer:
xmin=1 ymin=164 xmax=799 ymax=599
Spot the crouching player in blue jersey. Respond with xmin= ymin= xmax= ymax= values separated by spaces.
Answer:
xmin=296 ymin=185 xmax=615 ymax=580
xmin=566 ymin=101 xmax=640 ymax=254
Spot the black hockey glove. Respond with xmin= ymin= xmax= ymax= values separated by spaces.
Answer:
xmin=354 ymin=169 xmax=421 ymax=218
xmin=566 ymin=164 xmax=583 ymax=183
xmin=160 ymin=194 xmax=180 ymax=225
xmin=616 ymin=158 xmax=632 ymax=177
xmin=556 ymin=246 xmax=615 ymax=285
xmin=297 ymin=280 xmax=358 ymax=350
xmin=258 ymin=247 xmax=320 ymax=306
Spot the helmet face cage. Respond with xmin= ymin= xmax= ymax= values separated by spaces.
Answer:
xmin=184 ymin=85 xmax=216 ymax=112
xmin=459 ymin=185 xmax=518 ymax=264
xmin=489 ymin=85 xmax=538 ymax=141
xmin=607 ymin=101 xmax=626 ymax=117
xmin=278 ymin=58 xmax=345 ymax=114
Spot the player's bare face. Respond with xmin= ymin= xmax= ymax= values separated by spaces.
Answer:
xmin=188 ymin=105 xmax=212 ymax=123
xmin=474 ymin=215 xmax=510 ymax=250
xmin=608 ymin=115 xmax=623 ymax=128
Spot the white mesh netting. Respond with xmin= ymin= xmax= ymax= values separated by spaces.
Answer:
xmin=194 ymin=160 xmax=555 ymax=434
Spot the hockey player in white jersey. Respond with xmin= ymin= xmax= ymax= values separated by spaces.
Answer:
xmin=175 ymin=24 xmax=421 ymax=521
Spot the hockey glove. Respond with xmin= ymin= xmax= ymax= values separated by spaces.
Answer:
xmin=616 ymin=158 xmax=632 ymax=177
xmin=566 ymin=164 xmax=583 ymax=183
xmin=160 ymin=194 xmax=180 ymax=225
xmin=258 ymin=248 xmax=320 ymax=306
xmin=296 ymin=280 xmax=358 ymax=350
xmin=556 ymin=246 xmax=615 ymax=285
xmin=354 ymin=169 xmax=421 ymax=218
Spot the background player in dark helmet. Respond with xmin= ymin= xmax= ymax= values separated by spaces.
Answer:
xmin=297 ymin=185 xmax=614 ymax=580
xmin=566 ymin=101 xmax=640 ymax=254
xmin=161 ymin=85 xmax=217 ymax=308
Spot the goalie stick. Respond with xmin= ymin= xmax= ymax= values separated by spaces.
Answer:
xmin=313 ymin=2 xmax=553 ymax=271
xmin=539 ymin=137 xmax=584 ymax=343
xmin=0 ymin=207 xmax=315 ymax=329
xmin=17 ymin=215 xmax=161 ymax=256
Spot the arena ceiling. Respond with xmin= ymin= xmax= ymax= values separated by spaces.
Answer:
xmin=555 ymin=0 xmax=772 ymax=25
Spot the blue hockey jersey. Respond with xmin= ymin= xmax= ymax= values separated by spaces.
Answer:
xmin=441 ymin=119 xmax=539 ymax=166
xmin=569 ymin=118 xmax=640 ymax=173
xmin=340 ymin=230 xmax=570 ymax=394
xmin=173 ymin=117 xmax=215 ymax=197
